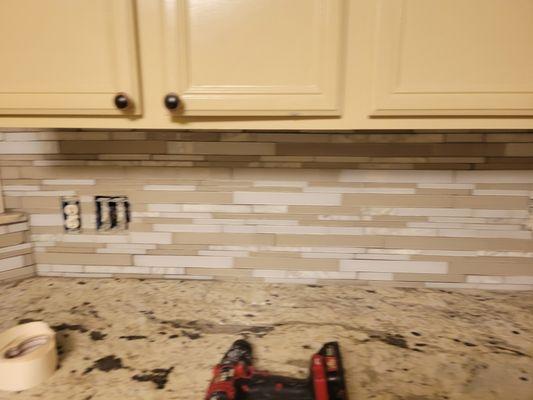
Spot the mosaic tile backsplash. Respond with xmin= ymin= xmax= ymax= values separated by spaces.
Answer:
xmin=1 ymin=130 xmax=532 ymax=289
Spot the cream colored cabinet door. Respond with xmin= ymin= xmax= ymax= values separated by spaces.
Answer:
xmin=0 ymin=0 xmax=141 ymax=115
xmin=372 ymin=0 xmax=533 ymax=116
xmin=159 ymin=0 xmax=344 ymax=116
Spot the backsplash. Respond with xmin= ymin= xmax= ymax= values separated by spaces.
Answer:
xmin=1 ymin=130 xmax=532 ymax=289
xmin=0 ymin=214 xmax=33 ymax=281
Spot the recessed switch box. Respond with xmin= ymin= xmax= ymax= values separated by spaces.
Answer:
xmin=95 ymin=196 xmax=130 ymax=232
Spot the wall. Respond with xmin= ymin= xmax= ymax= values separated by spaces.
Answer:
xmin=1 ymin=130 xmax=532 ymax=289
xmin=0 ymin=213 xmax=34 ymax=282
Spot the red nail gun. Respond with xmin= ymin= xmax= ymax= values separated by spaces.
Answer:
xmin=205 ymin=340 xmax=348 ymax=400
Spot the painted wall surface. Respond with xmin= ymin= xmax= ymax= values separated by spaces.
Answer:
xmin=1 ymin=130 xmax=532 ymax=289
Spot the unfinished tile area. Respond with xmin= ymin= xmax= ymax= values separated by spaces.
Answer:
xmin=0 ymin=277 xmax=531 ymax=399
xmin=1 ymin=131 xmax=533 ymax=288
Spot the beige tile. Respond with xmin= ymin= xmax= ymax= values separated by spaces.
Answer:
xmin=448 ymin=261 xmax=533 ymax=275
xmin=342 ymin=194 xmax=453 ymax=207
xmin=340 ymin=260 xmax=447 ymax=274
xmin=134 ymin=255 xmax=232 ymax=268
xmin=234 ymin=191 xmax=341 ymax=206
xmin=35 ymin=252 xmax=132 ymax=266
xmin=173 ymin=232 xmax=275 ymax=246
xmin=0 ymin=265 xmax=35 ymax=282
xmin=0 ymin=232 xmax=25 ymax=248
xmin=340 ymin=170 xmax=453 ymax=183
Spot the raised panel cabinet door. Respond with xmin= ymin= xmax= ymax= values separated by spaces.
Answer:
xmin=0 ymin=0 xmax=141 ymax=115
xmin=160 ymin=0 xmax=345 ymax=116
xmin=372 ymin=0 xmax=533 ymax=116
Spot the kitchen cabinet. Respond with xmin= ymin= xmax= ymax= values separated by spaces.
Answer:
xmin=0 ymin=0 xmax=141 ymax=115
xmin=372 ymin=0 xmax=533 ymax=117
xmin=0 ymin=0 xmax=533 ymax=129
xmin=159 ymin=0 xmax=344 ymax=116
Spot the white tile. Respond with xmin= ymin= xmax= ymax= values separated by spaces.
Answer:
xmin=364 ymin=227 xmax=437 ymax=236
xmin=183 ymin=204 xmax=252 ymax=213
xmin=129 ymin=232 xmax=172 ymax=244
xmin=134 ymin=255 xmax=233 ymax=268
xmin=164 ymin=275 xmax=213 ymax=280
xmin=143 ymin=185 xmax=196 ymax=191
xmin=30 ymin=214 xmax=63 ymax=227
xmin=357 ymin=272 xmax=393 ymax=281
xmin=340 ymin=260 xmax=447 ymax=274
xmin=96 ymin=248 xmax=148 ymax=254
xmin=159 ymin=212 xmax=212 ymax=219
xmin=3 ymin=185 xmax=40 ymax=191
xmin=62 ymin=234 xmax=129 ymax=244
xmin=264 ymin=278 xmax=318 ymax=285
xmin=148 ymin=204 xmax=183 ymax=212
xmin=301 ymin=252 xmax=354 ymax=259
xmin=355 ymin=254 xmax=411 ymax=261
xmin=504 ymin=276 xmax=533 ymax=284
xmin=437 ymin=229 xmax=531 ymax=240
xmin=42 ymin=179 xmax=96 ymax=186
xmin=46 ymin=264 xmax=84 ymax=273
xmin=84 ymin=265 xmax=151 ymax=274
xmin=198 ymin=250 xmax=250 ymax=257
xmin=4 ymin=190 xmax=76 ymax=197
xmin=105 ymin=244 xmax=157 ymax=250
xmin=408 ymin=222 xmax=523 ymax=231
xmin=7 ymin=222 xmax=29 ymax=233
xmin=253 ymin=270 xmax=356 ymax=279
xmin=471 ymin=210 xmax=528 ymax=218
xmin=151 ymin=267 xmax=186 ymax=275
xmin=0 ymin=142 xmax=59 ymax=154
xmin=472 ymin=189 xmax=531 ymax=196
xmin=417 ymin=183 xmax=475 ymax=189
xmin=0 ymin=243 xmax=32 ymax=254
xmin=153 ymin=224 xmax=222 ymax=233
xmin=253 ymin=181 xmax=308 ymax=188
xmin=466 ymin=275 xmax=505 ymax=284
xmin=252 ymin=205 xmax=288 ymax=213
xmin=257 ymin=225 xmax=364 ymax=235
xmin=0 ymin=255 xmax=26 ymax=272
xmin=193 ymin=218 xmax=245 ymax=225
xmin=234 ymin=192 xmax=341 ymax=206
xmin=318 ymin=215 xmax=361 ymax=221
xmin=340 ymin=170 xmax=453 ymax=183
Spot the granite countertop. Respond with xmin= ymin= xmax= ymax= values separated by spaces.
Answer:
xmin=0 ymin=277 xmax=531 ymax=400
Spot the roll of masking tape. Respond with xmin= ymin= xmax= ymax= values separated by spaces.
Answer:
xmin=0 ymin=322 xmax=57 ymax=392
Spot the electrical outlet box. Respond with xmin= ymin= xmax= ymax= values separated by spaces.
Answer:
xmin=95 ymin=196 xmax=130 ymax=232
xmin=61 ymin=196 xmax=81 ymax=232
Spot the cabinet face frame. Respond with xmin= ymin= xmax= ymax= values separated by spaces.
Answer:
xmin=0 ymin=0 xmax=142 ymax=116
xmin=372 ymin=0 xmax=533 ymax=117
xmin=158 ymin=0 xmax=345 ymax=116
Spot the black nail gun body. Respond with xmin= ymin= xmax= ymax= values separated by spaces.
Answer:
xmin=205 ymin=340 xmax=348 ymax=400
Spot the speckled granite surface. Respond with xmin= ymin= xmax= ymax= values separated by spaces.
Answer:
xmin=0 ymin=277 xmax=532 ymax=400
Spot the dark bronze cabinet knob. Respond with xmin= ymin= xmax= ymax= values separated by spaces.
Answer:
xmin=164 ymin=93 xmax=180 ymax=110
xmin=114 ymin=93 xmax=130 ymax=110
